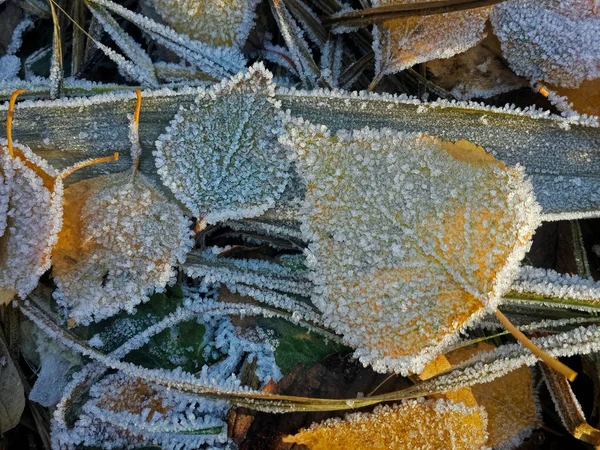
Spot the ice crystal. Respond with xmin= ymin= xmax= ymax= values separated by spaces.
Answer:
xmin=491 ymin=0 xmax=600 ymax=88
xmin=52 ymin=172 xmax=194 ymax=324
xmin=0 ymin=142 xmax=63 ymax=304
xmin=285 ymin=398 xmax=488 ymax=449
xmin=148 ymin=0 xmax=260 ymax=48
xmin=372 ymin=0 xmax=490 ymax=76
xmin=155 ymin=63 xmax=290 ymax=224
xmin=269 ymin=0 xmax=320 ymax=87
xmin=281 ymin=123 xmax=541 ymax=375
xmin=183 ymin=249 xmax=312 ymax=295
xmin=87 ymin=0 xmax=247 ymax=79
xmin=0 ymin=55 xmax=20 ymax=82
xmin=86 ymin=2 xmax=158 ymax=87
xmin=511 ymin=266 xmax=600 ymax=304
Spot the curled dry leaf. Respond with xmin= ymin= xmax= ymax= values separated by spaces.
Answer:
xmin=421 ymin=342 xmax=539 ymax=449
xmin=373 ymin=0 xmax=490 ymax=77
xmin=491 ymin=0 xmax=600 ymax=88
xmin=155 ymin=63 xmax=290 ymax=224
xmin=52 ymin=171 xmax=194 ymax=325
xmin=283 ymin=398 xmax=488 ymax=450
xmin=281 ymin=123 xmax=541 ymax=375
xmin=147 ymin=0 xmax=260 ymax=47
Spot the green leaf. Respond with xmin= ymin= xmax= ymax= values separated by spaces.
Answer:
xmin=257 ymin=316 xmax=349 ymax=374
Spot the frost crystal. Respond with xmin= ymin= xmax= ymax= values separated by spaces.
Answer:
xmin=148 ymin=0 xmax=260 ymax=48
xmin=0 ymin=142 xmax=63 ymax=304
xmin=285 ymin=398 xmax=488 ymax=450
xmin=491 ymin=0 xmax=600 ymax=87
xmin=281 ymin=123 xmax=541 ymax=375
xmin=373 ymin=0 xmax=490 ymax=76
xmin=52 ymin=172 xmax=194 ymax=324
xmin=155 ymin=63 xmax=290 ymax=224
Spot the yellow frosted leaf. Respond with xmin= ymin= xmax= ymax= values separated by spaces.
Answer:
xmin=281 ymin=124 xmax=540 ymax=375
xmin=547 ymin=79 xmax=600 ymax=117
xmin=284 ymin=398 xmax=488 ymax=450
xmin=374 ymin=0 xmax=490 ymax=75
xmin=420 ymin=342 xmax=539 ymax=449
xmin=148 ymin=0 xmax=259 ymax=47
xmin=52 ymin=172 xmax=193 ymax=325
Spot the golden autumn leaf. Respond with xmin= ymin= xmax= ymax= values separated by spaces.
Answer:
xmin=52 ymin=91 xmax=193 ymax=325
xmin=281 ymin=123 xmax=541 ymax=375
xmin=0 ymin=91 xmax=117 ymax=305
xmin=373 ymin=0 xmax=490 ymax=76
xmin=421 ymin=342 xmax=539 ymax=449
xmin=283 ymin=398 xmax=488 ymax=450
xmin=147 ymin=0 xmax=259 ymax=47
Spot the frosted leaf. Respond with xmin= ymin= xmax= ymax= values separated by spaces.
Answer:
xmin=0 ymin=142 xmax=63 ymax=304
xmin=155 ymin=63 xmax=290 ymax=224
xmin=269 ymin=0 xmax=320 ymax=87
xmin=87 ymin=0 xmax=247 ymax=79
xmin=284 ymin=398 xmax=488 ymax=450
xmin=540 ymin=363 xmax=600 ymax=445
xmin=281 ymin=123 xmax=541 ymax=375
xmin=52 ymin=172 xmax=194 ymax=325
xmin=183 ymin=249 xmax=312 ymax=295
xmin=373 ymin=0 xmax=490 ymax=76
xmin=491 ymin=0 xmax=600 ymax=88
xmin=147 ymin=0 xmax=260 ymax=48
xmin=0 ymin=55 xmax=21 ymax=82
xmin=86 ymin=2 xmax=158 ymax=87
xmin=29 ymin=328 xmax=81 ymax=407
xmin=511 ymin=266 xmax=600 ymax=304
xmin=443 ymin=343 xmax=540 ymax=450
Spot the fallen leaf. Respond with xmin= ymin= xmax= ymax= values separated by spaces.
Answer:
xmin=281 ymin=123 xmax=540 ymax=375
xmin=52 ymin=172 xmax=194 ymax=325
xmin=283 ymin=398 xmax=488 ymax=450
xmin=373 ymin=0 xmax=490 ymax=76
xmin=155 ymin=63 xmax=290 ymax=224
xmin=491 ymin=0 xmax=600 ymax=88
xmin=148 ymin=0 xmax=260 ymax=47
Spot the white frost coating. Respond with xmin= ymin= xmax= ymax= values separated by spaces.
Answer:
xmin=281 ymin=120 xmax=541 ymax=375
xmin=491 ymin=0 xmax=600 ymax=87
xmin=93 ymin=41 xmax=158 ymax=87
xmin=86 ymin=3 xmax=158 ymax=87
xmin=224 ymin=219 xmax=304 ymax=241
xmin=0 ymin=55 xmax=21 ymax=82
xmin=53 ymin=172 xmax=194 ymax=324
xmin=148 ymin=0 xmax=260 ymax=48
xmin=372 ymin=0 xmax=489 ymax=75
xmin=426 ymin=325 xmax=600 ymax=392
xmin=276 ymin=85 xmax=600 ymax=127
xmin=183 ymin=250 xmax=312 ymax=294
xmin=155 ymin=63 xmax=291 ymax=224
xmin=510 ymin=266 xmax=600 ymax=303
xmin=6 ymin=17 xmax=34 ymax=55
xmin=87 ymin=0 xmax=246 ymax=79
xmin=29 ymin=327 xmax=81 ymax=407
xmin=0 ymin=143 xmax=63 ymax=303
xmin=269 ymin=0 xmax=319 ymax=86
